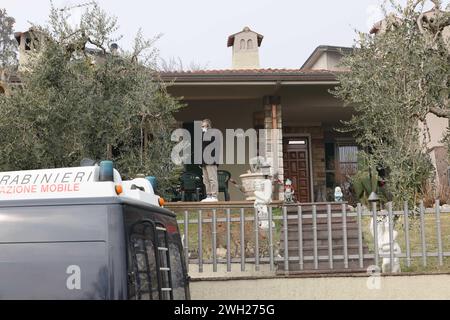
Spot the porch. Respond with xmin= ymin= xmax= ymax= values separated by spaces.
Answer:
xmin=165 ymin=72 xmax=357 ymax=203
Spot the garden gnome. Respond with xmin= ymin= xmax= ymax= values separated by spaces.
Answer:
xmin=284 ymin=178 xmax=294 ymax=203
xmin=334 ymin=186 xmax=343 ymax=202
xmin=254 ymin=174 xmax=274 ymax=230
xmin=200 ymin=119 xmax=219 ymax=202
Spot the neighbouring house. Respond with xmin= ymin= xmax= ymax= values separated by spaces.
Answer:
xmin=5 ymin=25 xmax=449 ymax=203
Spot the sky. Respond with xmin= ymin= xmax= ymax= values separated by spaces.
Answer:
xmin=2 ymin=0 xmax=448 ymax=69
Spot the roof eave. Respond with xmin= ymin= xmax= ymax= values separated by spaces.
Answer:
xmin=160 ymin=72 xmax=341 ymax=84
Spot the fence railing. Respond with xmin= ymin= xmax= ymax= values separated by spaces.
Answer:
xmin=169 ymin=200 xmax=450 ymax=274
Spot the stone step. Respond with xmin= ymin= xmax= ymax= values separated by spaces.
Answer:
xmin=286 ymin=217 xmax=358 ymax=225
xmin=281 ymin=229 xmax=360 ymax=241
xmin=282 ymin=238 xmax=360 ymax=247
xmin=277 ymin=204 xmax=372 ymax=274
xmin=285 ymin=204 xmax=347 ymax=214
xmin=281 ymin=245 xmax=371 ymax=256
xmin=286 ymin=223 xmax=359 ymax=232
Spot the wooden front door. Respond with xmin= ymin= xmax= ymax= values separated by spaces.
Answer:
xmin=283 ymin=137 xmax=311 ymax=203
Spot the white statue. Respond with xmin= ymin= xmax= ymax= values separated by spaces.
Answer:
xmin=370 ymin=212 xmax=401 ymax=273
xmin=334 ymin=186 xmax=343 ymax=202
xmin=254 ymin=175 xmax=273 ymax=230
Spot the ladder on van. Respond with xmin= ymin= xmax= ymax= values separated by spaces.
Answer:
xmin=130 ymin=222 xmax=174 ymax=300
xmin=155 ymin=224 xmax=174 ymax=300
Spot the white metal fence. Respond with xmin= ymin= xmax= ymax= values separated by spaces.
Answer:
xmin=173 ymin=200 xmax=449 ymax=274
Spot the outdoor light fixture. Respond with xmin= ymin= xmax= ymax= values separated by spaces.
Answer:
xmin=368 ymin=191 xmax=380 ymax=203
xmin=367 ymin=159 xmax=379 ymax=203
xmin=288 ymin=140 xmax=306 ymax=145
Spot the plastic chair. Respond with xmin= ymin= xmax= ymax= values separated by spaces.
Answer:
xmin=218 ymin=170 xmax=231 ymax=201
xmin=180 ymin=172 xmax=202 ymax=201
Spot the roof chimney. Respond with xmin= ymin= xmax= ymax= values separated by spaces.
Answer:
xmin=227 ymin=27 xmax=263 ymax=69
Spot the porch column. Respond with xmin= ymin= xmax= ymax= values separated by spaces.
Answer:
xmin=263 ymin=95 xmax=284 ymax=201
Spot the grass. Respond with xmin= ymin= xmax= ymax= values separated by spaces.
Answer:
xmin=361 ymin=212 xmax=450 ymax=273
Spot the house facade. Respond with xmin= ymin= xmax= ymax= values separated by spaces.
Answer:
xmin=161 ymin=27 xmax=362 ymax=202
xmin=161 ymin=27 xmax=449 ymax=202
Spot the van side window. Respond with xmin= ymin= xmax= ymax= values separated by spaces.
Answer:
xmin=128 ymin=222 xmax=159 ymax=300
xmin=169 ymin=241 xmax=187 ymax=299
xmin=128 ymin=221 xmax=176 ymax=300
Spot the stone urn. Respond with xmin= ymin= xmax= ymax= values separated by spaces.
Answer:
xmin=239 ymin=164 xmax=271 ymax=201
xmin=239 ymin=172 xmax=267 ymax=201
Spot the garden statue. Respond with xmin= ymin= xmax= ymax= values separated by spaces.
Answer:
xmin=254 ymin=174 xmax=273 ymax=230
xmin=370 ymin=213 xmax=401 ymax=273
xmin=284 ymin=178 xmax=295 ymax=203
xmin=249 ymin=156 xmax=271 ymax=173
xmin=334 ymin=186 xmax=343 ymax=202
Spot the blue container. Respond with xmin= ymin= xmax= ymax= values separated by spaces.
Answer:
xmin=146 ymin=176 xmax=157 ymax=191
xmin=99 ymin=161 xmax=114 ymax=182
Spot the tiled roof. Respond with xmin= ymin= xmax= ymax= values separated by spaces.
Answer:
xmin=5 ymin=68 xmax=342 ymax=85
xmin=160 ymin=68 xmax=342 ymax=83
xmin=161 ymin=68 xmax=333 ymax=75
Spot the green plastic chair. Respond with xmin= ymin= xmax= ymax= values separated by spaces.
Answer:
xmin=218 ymin=170 xmax=231 ymax=201
xmin=180 ymin=172 xmax=202 ymax=201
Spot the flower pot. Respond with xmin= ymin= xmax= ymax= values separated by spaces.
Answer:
xmin=239 ymin=172 xmax=267 ymax=201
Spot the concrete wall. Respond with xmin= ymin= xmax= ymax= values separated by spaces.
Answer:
xmin=422 ymin=113 xmax=448 ymax=148
xmin=420 ymin=113 xmax=449 ymax=189
xmin=190 ymin=274 xmax=450 ymax=300
xmin=311 ymin=52 xmax=328 ymax=70
xmin=310 ymin=51 xmax=347 ymax=71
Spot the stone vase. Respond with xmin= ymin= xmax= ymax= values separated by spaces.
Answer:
xmin=239 ymin=172 xmax=267 ymax=201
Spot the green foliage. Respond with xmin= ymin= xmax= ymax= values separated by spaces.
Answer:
xmin=350 ymin=152 xmax=389 ymax=205
xmin=0 ymin=2 xmax=184 ymax=197
xmin=352 ymin=157 xmax=378 ymax=204
xmin=333 ymin=0 xmax=448 ymax=205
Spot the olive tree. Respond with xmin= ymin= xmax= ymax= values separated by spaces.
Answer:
xmin=0 ymin=2 xmax=184 ymax=197
xmin=333 ymin=0 xmax=450 ymax=204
